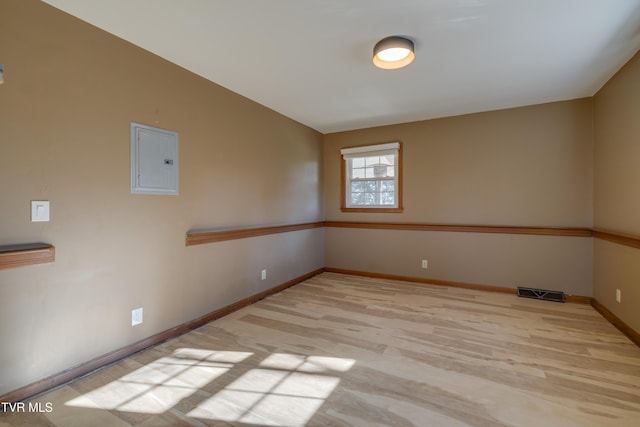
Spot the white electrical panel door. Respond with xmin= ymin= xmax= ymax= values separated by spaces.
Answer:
xmin=130 ymin=122 xmax=179 ymax=195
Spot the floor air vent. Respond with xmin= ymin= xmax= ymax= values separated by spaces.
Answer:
xmin=517 ymin=287 xmax=565 ymax=303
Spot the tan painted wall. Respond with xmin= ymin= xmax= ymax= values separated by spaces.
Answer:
xmin=0 ymin=0 xmax=324 ymax=395
xmin=324 ymin=100 xmax=594 ymax=296
xmin=593 ymin=50 xmax=640 ymax=332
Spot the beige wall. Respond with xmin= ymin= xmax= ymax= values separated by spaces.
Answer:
xmin=0 ymin=0 xmax=324 ymax=395
xmin=326 ymin=228 xmax=592 ymax=296
xmin=325 ymin=100 xmax=594 ymax=225
xmin=593 ymin=51 xmax=640 ymax=332
xmin=324 ymin=100 xmax=594 ymax=296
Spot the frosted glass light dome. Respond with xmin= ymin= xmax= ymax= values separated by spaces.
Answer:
xmin=373 ymin=36 xmax=415 ymax=69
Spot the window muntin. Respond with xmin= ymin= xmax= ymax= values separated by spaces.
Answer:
xmin=341 ymin=142 xmax=402 ymax=212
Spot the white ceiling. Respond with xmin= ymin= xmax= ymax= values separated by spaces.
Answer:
xmin=42 ymin=0 xmax=640 ymax=133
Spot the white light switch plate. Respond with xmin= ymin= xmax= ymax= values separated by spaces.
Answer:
xmin=31 ymin=201 xmax=50 ymax=222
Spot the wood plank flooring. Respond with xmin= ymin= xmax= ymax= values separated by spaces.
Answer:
xmin=1 ymin=272 xmax=639 ymax=426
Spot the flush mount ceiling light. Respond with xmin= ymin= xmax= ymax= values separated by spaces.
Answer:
xmin=373 ymin=36 xmax=415 ymax=69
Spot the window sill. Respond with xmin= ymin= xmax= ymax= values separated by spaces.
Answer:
xmin=341 ymin=207 xmax=404 ymax=213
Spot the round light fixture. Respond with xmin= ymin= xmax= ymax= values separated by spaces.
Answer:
xmin=373 ymin=36 xmax=415 ymax=69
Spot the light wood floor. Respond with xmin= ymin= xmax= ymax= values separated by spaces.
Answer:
xmin=2 ymin=272 xmax=639 ymax=426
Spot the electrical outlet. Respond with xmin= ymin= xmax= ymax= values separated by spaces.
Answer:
xmin=616 ymin=289 xmax=621 ymax=303
xmin=131 ymin=307 xmax=143 ymax=326
xmin=421 ymin=259 xmax=428 ymax=269
xmin=261 ymin=269 xmax=267 ymax=280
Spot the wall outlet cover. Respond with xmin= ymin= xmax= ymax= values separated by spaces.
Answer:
xmin=131 ymin=307 xmax=143 ymax=326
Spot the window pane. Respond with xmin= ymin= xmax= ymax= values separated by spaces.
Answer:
xmin=352 ymin=168 xmax=365 ymax=179
xmin=365 ymin=180 xmax=377 ymax=192
xmin=372 ymin=164 xmax=388 ymax=177
xmin=365 ymin=167 xmax=375 ymax=178
xmin=364 ymin=193 xmax=376 ymax=205
xmin=351 ymin=181 xmax=365 ymax=192
xmin=381 ymin=154 xmax=395 ymax=165
xmin=381 ymin=180 xmax=395 ymax=191
xmin=351 ymin=192 xmax=365 ymax=205
xmin=386 ymin=166 xmax=395 ymax=177
xmin=351 ymin=157 xmax=365 ymax=168
xmin=365 ymin=156 xmax=380 ymax=167
xmin=381 ymin=192 xmax=395 ymax=205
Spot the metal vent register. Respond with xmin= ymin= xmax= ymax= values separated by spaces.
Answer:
xmin=517 ymin=287 xmax=565 ymax=303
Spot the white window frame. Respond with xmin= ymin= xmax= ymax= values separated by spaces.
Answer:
xmin=341 ymin=142 xmax=403 ymax=212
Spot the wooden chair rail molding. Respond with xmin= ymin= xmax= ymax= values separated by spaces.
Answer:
xmin=185 ymin=221 xmax=640 ymax=251
xmin=324 ymin=221 xmax=593 ymax=237
xmin=592 ymin=228 xmax=640 ymax=250
xmin=185 ymin=221 xmax=325 ymax=246
xmin=0 ymin=243 xmax=55 ymax=270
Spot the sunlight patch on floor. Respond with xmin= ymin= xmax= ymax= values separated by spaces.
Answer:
xmin=188 ymin=354 xmax=354 ymax=426
xmin=64 ymin=349 xmax=252 ymax=414
xmin=259 ymin=353 xmax=355 ymax=372
xmin=64 ymin=348 xmax=354 ymax=426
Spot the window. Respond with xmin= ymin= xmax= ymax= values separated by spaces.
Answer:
xmin=341 ymin=142 xmax=403 ymax=212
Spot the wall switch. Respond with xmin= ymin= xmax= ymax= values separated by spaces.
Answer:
xmin=421 ymin=260 xmax=428 ymax=269
xmin=261 ymin=269 xmax=267 ymax=280
xmin=131 ymin=307 xmax=143 ymax=326
xmin=31 ymin=201 xmax=50 ymax=222
xmin=616 ymin=289 xmax=621 ymax=303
